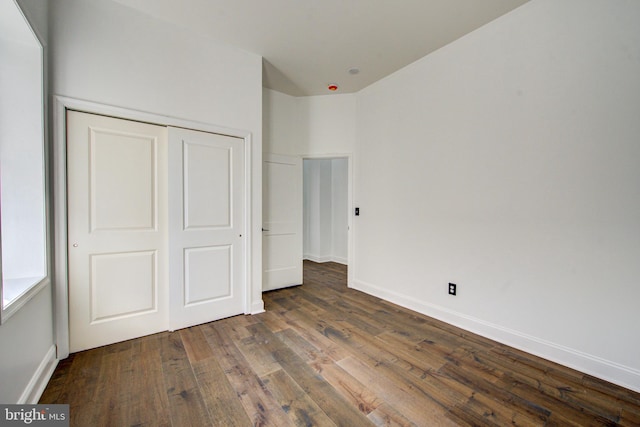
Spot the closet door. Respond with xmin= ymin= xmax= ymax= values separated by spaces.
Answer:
xmin=168 ymin=127 xmax=246 ymax=330
xmin=67 ymin=111 xmax=168 ymax=352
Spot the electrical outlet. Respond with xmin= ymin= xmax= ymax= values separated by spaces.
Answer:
xmin=448 ymin=283 xmax=457 ymax=296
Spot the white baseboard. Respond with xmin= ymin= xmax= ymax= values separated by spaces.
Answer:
xmin=18 ymin=345 xmax=58 ymax=404
xmin=304 ymin=254 xmax=348 ymax=265
xmin=352 ymin=279 xmax=640 ymax=393
xmin=331 ymin=256 xmax=348 ymax=265
xmin=304 ymin=254 xmax=331 ymax=263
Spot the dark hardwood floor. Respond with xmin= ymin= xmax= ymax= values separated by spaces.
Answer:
xmin=40 ymin=261 xmax=640 ymax=426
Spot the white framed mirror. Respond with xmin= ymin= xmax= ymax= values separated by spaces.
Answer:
xmin=0 ymin=0 xmax=48 ymax=323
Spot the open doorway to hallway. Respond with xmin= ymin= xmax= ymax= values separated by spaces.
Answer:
xmin=303 ymin=158 xmax=349 ymax=267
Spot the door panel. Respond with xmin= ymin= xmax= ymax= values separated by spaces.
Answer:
xmin=90 ymin=250 xmax=157 ymax=321
xmin=90 ymin=129 xmax=157 ymax=231
xmin=67 ymin=111 xmax=168 ymax=352
xmin=184 ymin=245 xmax=231 ymax=305
xmin=183 ymin=142 xmax=231 ymax=228
xmin=169 ymin=127 xmax=245 ymax=331
xmin=263 ymin=153 xmax=302 ymax=291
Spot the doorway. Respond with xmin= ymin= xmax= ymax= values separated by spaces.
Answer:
xmin=303 ymin=157 xmax=349 ymax=268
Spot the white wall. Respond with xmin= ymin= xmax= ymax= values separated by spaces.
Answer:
xmin=50 ymin=0 xmax=262 ymax=134
xmin=331 ymin=158 xmax=348 ymax=263
xmin=0 ymin=286 xmax=54 ymax=403
xmin=303 ymin=158 xmax=347 ymax=264
xmin=263 ymin=89 xmax=356 ymax=156
xmin=49 ymin=0 xmax=264 ymax=314
xmin=263 ymin=89 xmax=303 ymax=155
xmin=353 ymin=0 xmax=640 ymax=391
xmin=303 ymin=159 xmax=330 ymax=261
xmin=299 ymin=95 xmax=357 ymax=155
xmin=0 ymin=0 xmax=55 ymax=404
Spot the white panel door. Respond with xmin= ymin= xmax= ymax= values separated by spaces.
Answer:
xmin=168 ymin=127 xmax=245 ymax=331
xmin=67 ymin=111 xmax=168 ymax=352
xmin=263 ymin=153 xmax=303 ymax=291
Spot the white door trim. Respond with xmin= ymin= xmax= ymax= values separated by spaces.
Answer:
xmin=53 ymin=96 xmax=255 ymax=359
xmin=301 ymin=153 xmax=354 ymax=287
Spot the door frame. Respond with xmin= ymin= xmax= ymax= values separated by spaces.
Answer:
xmin=53 ymin=96 xmax=255 ymax=359
xmin=302 ymin=154 xmax=353 ymax=287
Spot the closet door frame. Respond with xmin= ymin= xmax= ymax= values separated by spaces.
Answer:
xmin=53 ymin=96 xmax=256 ymax=359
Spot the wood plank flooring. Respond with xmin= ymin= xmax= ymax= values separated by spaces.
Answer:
xmin=40 ymin=261 xmax=640 ymax=426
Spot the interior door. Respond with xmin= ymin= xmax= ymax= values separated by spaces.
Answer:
xmin=67 ymin=111 xmax=168 ymax=352
xmin=168 ymin=127 xmax=246 ymax=331
xmin=263 ymin=153 xmax=303 ymax=291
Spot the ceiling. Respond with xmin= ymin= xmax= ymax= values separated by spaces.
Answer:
xmin=111 ymin=0 xmax=530 ymax=96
